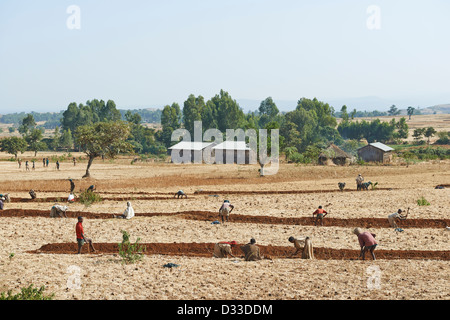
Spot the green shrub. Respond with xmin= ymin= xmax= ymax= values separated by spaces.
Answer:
xmin=79 ymin=190 xmax=102 ymax=207
xmin=417 ymin=197 xmax=430 ymax=206
xmin=118 ymin=231 xmax=146 ymax=264
xmin=0 ymin=285 xmax=55 ymax=300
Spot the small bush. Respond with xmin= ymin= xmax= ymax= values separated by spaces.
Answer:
xmin=79 ymin=190 xmax=102 ymax=207
xmin=0 ymin=285 xmax=55 ymax=300
xmin=118 ymin=230 xmax=146 ymax=264
xmin=417 ymin=197 xmax=430 ymax=206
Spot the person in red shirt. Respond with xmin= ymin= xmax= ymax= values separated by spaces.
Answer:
xmin=76 ymin=216 xmax=96 ymax=254
xmin=353 ymin=228 xmax=377 ymax=260
xmin=312 ymin=206 xmax=328 ymax=226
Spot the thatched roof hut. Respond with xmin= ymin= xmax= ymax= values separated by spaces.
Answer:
xmin=318 ymin=144 xmax=351 ymax=166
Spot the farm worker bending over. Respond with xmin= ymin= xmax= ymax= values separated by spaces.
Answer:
xmin=0 ymin=198 xmax=4 ymax=210
xmin=240 ymin=238 xmax=262 ymax=261
xmin=312 ymin=206 xmax=328 ymax=226
xmin=113 ymin=202 xmax=135 ymax=220
xmin=87 ymin=185 xmax=95 ymax=193
xmin=219 ymin=200 xmax=234 ymax=224
xmin=388 ymin=208 xmax=410 ymax=228
xmin=213 ymin=241 xmax=237 ymax=258
xmin=76 ymin=217 xmax=96 ymax=254
xmin=174 ymin=190 xmax=187 ymax=199
xmin=353 ymin=228 xmax=377 ymax=260
xmin=50 ymin=205 xmax=68 ymax=218
xmin=288 ymin=236 xmax=314 ymax=259
xmin=29 ymin=190 xmax=37 ymax=200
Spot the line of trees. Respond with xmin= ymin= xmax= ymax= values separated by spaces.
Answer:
xmin=3 ymin=91 xmax=447 ymax=176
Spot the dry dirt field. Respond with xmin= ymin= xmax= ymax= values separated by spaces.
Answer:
xmin=0 ymin=152 xmax=449 ymax=300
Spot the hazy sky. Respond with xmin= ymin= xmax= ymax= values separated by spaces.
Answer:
xmin=1 ymin=0 xmax=450 ymax=113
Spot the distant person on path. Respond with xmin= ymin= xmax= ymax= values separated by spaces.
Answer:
xmin=288 ymin=236 xmax=314 ymax=259
xmin=240 ymin=238 xmax=262 ymax=261
xmin=213 ymin=241 xmax=237 ymax=258
xmin=356 ymin=174 xmax=364 ymax=191
xmin=46 ymin=158 xmax=49 ymax=167
xmin=353 ymin=228 xmax=377 ymax=260
xmin=32 ymin=161 xmax=35 ymax=171
xmin=174 ymin=190 xmax=187 ymax=199
xmin=56 ymin=161 xmax=60 ymax=170
xmin=113 ymin=202 xmax=135 ymax=220
xmin=25 ymin=161 xmax=29 ymax=171
xmin=73 ymin=157 xmax=76 ymax=166
xmin=18 ymin=159 xmax=22 ymax=169
xmin=43 ymin=158 xmax=46 ymax=167
xmin=388 ymin=208 xmax=410 ymax=228
xmin=312 ymin=206 xmax=328 ymax=226
xmin=76 ymin=217 xmax=96 ymax=254
xmin=219 ymin=200 xmax=234 ymax=224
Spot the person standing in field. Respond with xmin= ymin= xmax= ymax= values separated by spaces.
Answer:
xmin=46 ymin=158 xmax=49 ymax=167
xmin=73 ymin=157 xmax=76 ymax=166
xmin=32 ymin=160 xmax=35 ymax=171
xmin=388 ymin=208 xmax=410 ymax=228
xmin=43 ymin=158 xmax=46 ymax=167
xmin=353 ymin=228 xmax=377 ymax=260
xmin=219 ymin=200 xmax=234 ymax=224
xmin=213 ymin=241 xmax=237 ymax=258
xmin=25 ymin=161 xmax=29 ymax=171
xmin=312 ymin=206 xmax=328 ymax=226
xmin=18 ymin=159 xmax=22 ymax=169
xmin=76 ymin=217 xmax=96 ymax=254
xmin=56 ymin=160 xmax=60 ymax=170
xmin=356 ymin=174 xmax=364 ymax=191
xmin=69 ymin=179 xmax=75 ymax=194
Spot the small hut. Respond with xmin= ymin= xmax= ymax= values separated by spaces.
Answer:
xmin=318 ymin=144 xmax=351 ymax=166
xmin=357 ymin=142 xmax=394 ymax=163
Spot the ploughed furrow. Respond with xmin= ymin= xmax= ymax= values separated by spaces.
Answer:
xmin=9 ymin=196 xmax=185 ymax=203
xmin=1 ymin=209 xmax=448 ymax=229
xmin=194 ymin=188 xmax=397 ymax=195
xmin=31 ymin=242 xmax=450 ymax=261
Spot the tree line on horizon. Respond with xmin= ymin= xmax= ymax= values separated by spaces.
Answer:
xmin=0 ymin=91 xmax=448 ymax=176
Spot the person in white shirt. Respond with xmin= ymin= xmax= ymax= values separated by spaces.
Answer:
xmin=113 ymin=202 xmax=135 ymax=220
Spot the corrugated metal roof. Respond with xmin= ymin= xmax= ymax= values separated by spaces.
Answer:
xmin=359 ymin=142 xmax=394 ymax=152
xmin=212 ymin=141 xmax=251 ymax=151
xmin=168 ymin=141 xmax=214 ymax=151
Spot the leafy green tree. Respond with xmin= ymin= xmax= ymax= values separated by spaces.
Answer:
xmin=208 ymin=90 xmax=246 ymax=132
xmin=340 ymin=105 xmax=349 ymax=122
xmin=18 ymin=114 xmax=36 ymax=135
xmin=388 ymin=105 xmax=400 ymax=116
xmin=60 ymin=129 xmax=74 ymax=151
xmin=258 ymin=97 xmax=279 ymax=128
xmin=424 ymin=127 xmax=437 ymax=145
xmin=25 ymin=128 xmax=45 ymax=156
xmin=407 ymin=106 xmax=415 ymax=120
xmin=183 ymin=94 xmax=205 ymax=135
xmin=0 ymin=136 xmax=27 ymax=159
xmin=395 ymin=117 xmax=409 ymax=139
xmin=125 ymin=110 xmax=142 ymax=125
xmin=8 ymin=127 xmax=16 ymax=133
xmin=51 ymin=126 xmax=61 ymax=151
xmin=413 ymin=128 xmax=426 ymax=142
xmin=75 ymin=121 xmax=133 ymax=178
xmin=160 ymin=103 xmax=182 ymax=147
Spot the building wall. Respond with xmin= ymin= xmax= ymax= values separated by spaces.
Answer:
xmin=358 ymin=146 xmax=392 ymax=163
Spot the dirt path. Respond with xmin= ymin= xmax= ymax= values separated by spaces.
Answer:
xmin=30 ymin=242 xmax=450 ymax=261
